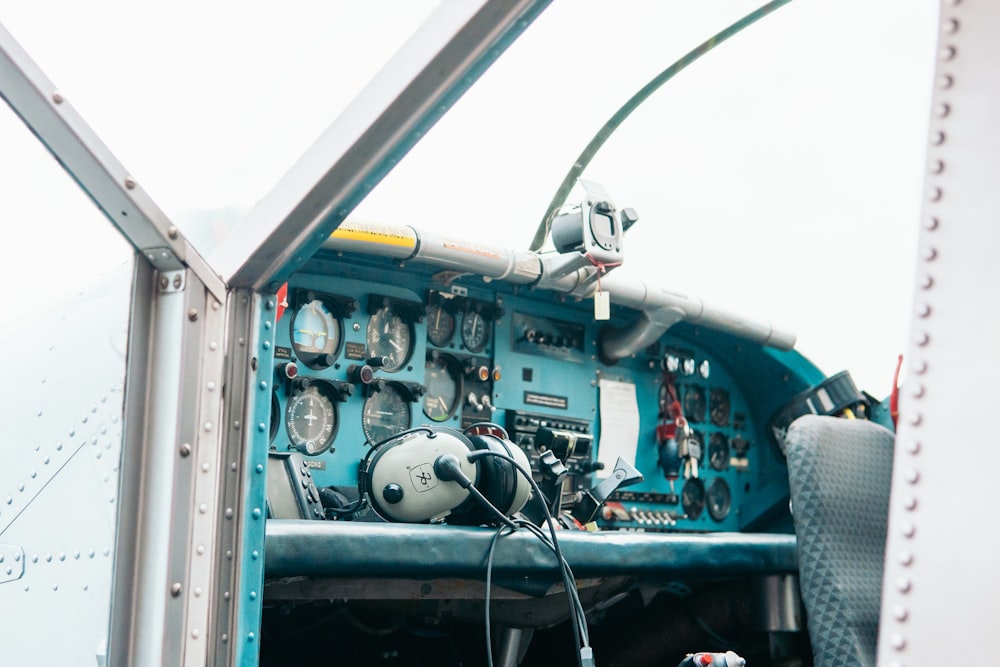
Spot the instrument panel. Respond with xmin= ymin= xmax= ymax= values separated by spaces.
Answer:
xmin=267 ymin=263 xmax=795 ymax=533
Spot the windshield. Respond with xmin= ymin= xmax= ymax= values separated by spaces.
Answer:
xmin=0 ymin=0 xmax=938 ymax=392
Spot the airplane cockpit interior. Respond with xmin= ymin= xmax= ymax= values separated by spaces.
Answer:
xmin=7 ymin=1 xmax=990 ymax=667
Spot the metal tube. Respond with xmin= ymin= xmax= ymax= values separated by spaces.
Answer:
xmin=325 ymin=223 xmax=795 ymax=350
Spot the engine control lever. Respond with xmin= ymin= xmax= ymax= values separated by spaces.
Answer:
xmin=571 ymin=456 xmax=643 ymax=524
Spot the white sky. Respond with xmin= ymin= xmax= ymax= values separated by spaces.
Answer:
xmin=0 ymin=1 xmax=940 ymax=394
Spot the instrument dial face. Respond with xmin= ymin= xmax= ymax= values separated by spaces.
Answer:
xmin=285 ymin=384 xmax=338 ymax=455
xmin=707 ymin=477 xmax=732 ymax=522
xmin=291 ymin=299 xmax=342 ymax=369
xmin=460 ymin=309 xmax=490 ymax=352
xmin=362 ymin=383 xmax=412 ymax=444
xmin=681 ymin=477 xmax=706 ymax=520
xmin=709 ymin=432 xmax=729 ymax=471
xmin=710 ymin=388 xmax=731 ymax=427
xmin=425 ymin=303 xmax=455 ymax=347
xmin=366 ymin=305 xmax=414 ymax=372
xmin=423 ymin=354 xmax=462 ymax=422
xmin=684 ymin=385 xmax=706 ymax=423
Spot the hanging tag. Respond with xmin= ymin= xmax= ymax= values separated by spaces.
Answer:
xmin=594 ymin=290 xmax=610 ymax=320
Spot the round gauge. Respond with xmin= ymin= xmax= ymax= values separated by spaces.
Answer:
xmin=460 ymin=309 xmax=490 ymax=352
xmin=362 ymin=382 xmax=412 ymax=444
xmin=710 ymin=388 xmax=731 ymax=427
xmin=366 ymin=305 xmax=414 ymax=372
xmin=426 ymin=303 xmax=455 ymax=347
xmin=707 ymin=477 xmax=732 ymax=522
xmin=291 ymin=298 xmax=342 ymax=369
xmin=684 ymin=385 xmax=706 ymax=423
xmin=423 ymin=354 xmax=463 ymax=422
xmin=681 ymin=477 xmax=706 ymax=520
xmin=285 ymin=383 xmax=338 ymax=455
xmin=709 ymin=432 xmax=729 ymax=471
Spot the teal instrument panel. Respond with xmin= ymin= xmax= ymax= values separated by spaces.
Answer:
xmin=266 ymin=253 xmax=818 ymax=533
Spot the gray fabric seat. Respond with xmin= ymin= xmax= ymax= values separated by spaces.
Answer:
xmin=782 ymin=415 xmax=894 ymax=667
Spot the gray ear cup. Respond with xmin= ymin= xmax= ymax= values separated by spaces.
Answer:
xmin=361 ymin=425 xmax=531 ymax=525
xmin=457 ymin=432 xmax=532 ymax=522
xmin=361 ymin=427 xmax=479 ymax=523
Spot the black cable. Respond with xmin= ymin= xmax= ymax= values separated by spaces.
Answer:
xmin=485 ymin=523 xmax=516 ymax=667
xmin=466 ymin=449 xmax=590 ymax=664
xmin=512 ymin=518 xmax=590 ymax=647
xmin=529 ymin=0 xmax=795 ymax=252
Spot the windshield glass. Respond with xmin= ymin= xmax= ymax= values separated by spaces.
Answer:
xmin=0 ymin=1 xmax=938 ymax=393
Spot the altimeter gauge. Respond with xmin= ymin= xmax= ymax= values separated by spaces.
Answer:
xmin=367 ymin=304 xmax=414 ymax=372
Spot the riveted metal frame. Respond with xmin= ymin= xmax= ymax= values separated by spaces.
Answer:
xmin=109 ymin=262 xmax=227 ymax=665
xmin=212 ymin=0 xmax=551 ymax=290
xmin=877 ymin=2 xmax=1000 ymax=664
xmin=208 ymin=289 xmax=276 ymax=666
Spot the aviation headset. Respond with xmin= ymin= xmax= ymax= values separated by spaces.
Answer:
xmin=360 ymin=423 xmax=532 ymax=525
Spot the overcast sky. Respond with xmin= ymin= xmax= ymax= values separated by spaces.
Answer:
xmin=0 ymin=1 xmax=940 ymax=394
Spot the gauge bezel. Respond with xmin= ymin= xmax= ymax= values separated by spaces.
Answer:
xmin=709 ymin=388 xmax=731 ymax=427
xmin=707 ymin=477 xmax=732 ymax=522
xmin=362 ymin=381 xmax=413 ymax=444
xmin=683 ymin=384 xmax=706 ymax=423
xmin=425 ymin=302 xmax=456 ymax=347
xmin=681 ymin=477 xmax=706 ymax=520
xmin=460 ymin=307 xmax=490 ymax=353
xmin=289 ymin=294 xmax=344 ymax=370
xmin=366 ymin=303 xmax=416 ymax=373
xmin=708 ymin=432 xmax=729 ymax=471
xmin=422 ymin=353 xmax=464 ymax=422
xmin=284 ymin=381 xmax=339 ymax=456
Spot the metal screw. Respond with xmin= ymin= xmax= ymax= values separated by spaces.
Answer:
xmin=173 ymin=274 xmax=183 ymax=289
xmin=188 ymin=308 xmax=199 ymax=321
xmin=180 ymin=443 xmax=192 ymax=458
xmin=167 ymin=225 xmax=178 ymax=239
xmin=170 ymin=583 xmax=182 ymax=597
xmin=159 ymin=276 xmax=169 ymax=289
xmin=124 ymin=177 xmax=136 ymax=190
xmin=52 ymin=92 xmax=64 ymax=104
